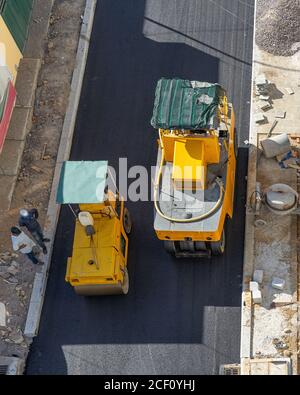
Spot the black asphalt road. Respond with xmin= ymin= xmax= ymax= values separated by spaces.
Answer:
xmin=27 ymin=0 xmax=254 ymax=375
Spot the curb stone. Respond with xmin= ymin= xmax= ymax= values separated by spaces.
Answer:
xmin=240 ymin=0 xmax=257 ymax=374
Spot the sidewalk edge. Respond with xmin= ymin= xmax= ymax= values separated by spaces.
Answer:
xmin=240 ymin=0 xmax=257 ymax=374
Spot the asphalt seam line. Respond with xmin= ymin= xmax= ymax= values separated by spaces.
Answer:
xmin=24 ymin=0 xmax=98 ymax=339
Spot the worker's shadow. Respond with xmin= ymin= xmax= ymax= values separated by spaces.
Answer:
xmin=26 ymin=0 xmax=252 ymax=375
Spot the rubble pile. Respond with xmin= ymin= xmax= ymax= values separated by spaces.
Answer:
xmin=256 ymin=0 xmax=300 ymax=56
xmin=0 ymin=252 xmax=32 ymax=356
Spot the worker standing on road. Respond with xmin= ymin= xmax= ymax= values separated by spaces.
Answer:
xmin=10 ymin=227 xmax=43 ymax=265
xmin=19 ymin=208 xmax=50 ymax=255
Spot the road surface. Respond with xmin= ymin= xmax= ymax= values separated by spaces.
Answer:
xmin=27 ymin=0 xmax=254 ymax=375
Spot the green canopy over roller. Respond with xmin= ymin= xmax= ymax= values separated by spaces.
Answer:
xmin=56 ymin=161 xmax=108 ymax=204
xmin=151 ymin=78 xmax=226 ymax=130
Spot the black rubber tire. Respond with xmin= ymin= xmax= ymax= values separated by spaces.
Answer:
xmin=121 ymin=268 xmax=129 ymax=295
xmin=164 ymin=240 xmax=176 ymax=254
xmin=123 ymin=208 xmax=132 ymax=235
xmin=210 ymin=229 xmax=226 ymax=256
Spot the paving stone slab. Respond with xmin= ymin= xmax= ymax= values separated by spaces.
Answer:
xmin=0 ymin=175 xmax=17 ymax=211
xmin=6 ymin=107 xmax=33 ymax=141
xmin=248 ymin=358 xmax=291 ymax=375
xmin=0 ymin=139 xmax=25 ymax=176
xmin=0 ymin=302 xmax=6 ymax=327
xmin=24 ymin=273 xmax=44 ymax=337
xmin=24 ymin=0 xmax=55 ymax=60
xmin=15 ymin=59 xmax=41 ymax=108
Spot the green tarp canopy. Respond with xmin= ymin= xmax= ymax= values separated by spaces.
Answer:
xmin=151 ymin=78 xmax=226 ymax=130
xmin=56 ymin=161 xmax=108 ymax=204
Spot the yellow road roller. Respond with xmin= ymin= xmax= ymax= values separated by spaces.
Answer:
xmin=151 ymin=79 xmax=236 ymax=258
xmin=57 ymin=161 xmax=132 ymax=295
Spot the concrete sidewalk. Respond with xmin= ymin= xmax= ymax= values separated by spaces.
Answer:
xmin=241 ymin=46 xmax=300 ymax=375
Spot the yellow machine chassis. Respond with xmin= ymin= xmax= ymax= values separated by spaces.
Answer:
xmin=66 ymin=195 xmax=130 ymax=295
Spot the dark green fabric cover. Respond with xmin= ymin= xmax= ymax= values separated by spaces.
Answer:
xmin=151 ymin=78 xmax=226 ymax=130
xmin=1 ymin=0 xmax=34 ymax=52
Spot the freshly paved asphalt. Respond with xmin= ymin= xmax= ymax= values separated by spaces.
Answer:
xmin=27 ymin=0 xmax=254 ymax=375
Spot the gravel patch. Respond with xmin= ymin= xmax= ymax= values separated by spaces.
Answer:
xmin=256 ymin=0 xmax=300 ymax=56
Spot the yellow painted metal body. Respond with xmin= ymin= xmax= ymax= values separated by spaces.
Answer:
xmin=66 ymin=193 xmax=129 ymax=294
xmin=0 ymin=16 xmax=22 ymax=84
xmin=156 ymin=107 xmax=236 ymax=243
xmin=171 ymin=134 xmax=220 ymax=190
